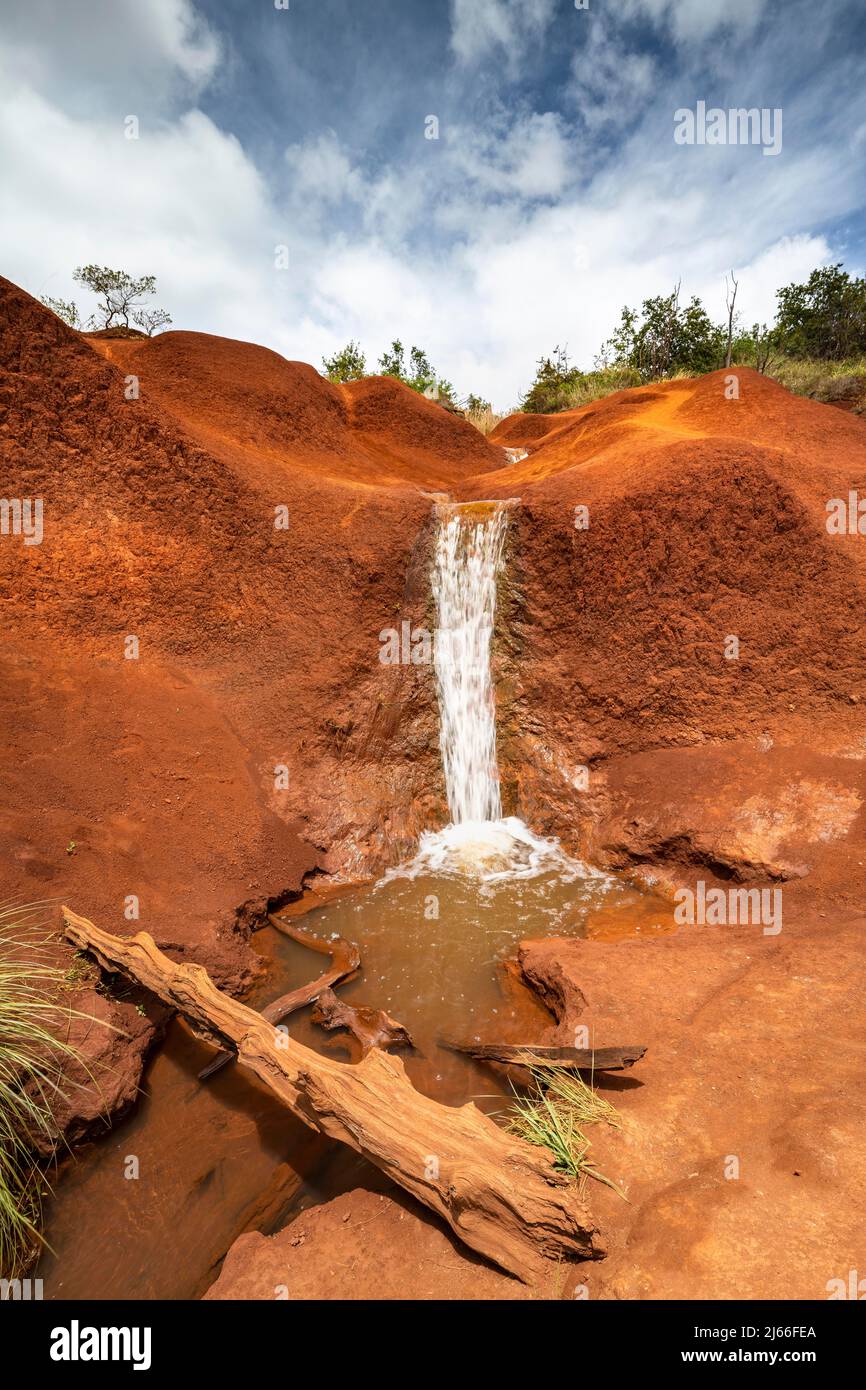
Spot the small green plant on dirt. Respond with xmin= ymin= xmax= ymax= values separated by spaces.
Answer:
xmin=60 ymin=950 xmax=98 ymax=992
xmin=0 ymin=904 xmax=95 ymax=1277
xmin=506 ymin=1064 xmax=625 ymax=1195
xmin=39 ymin=296 xmax=81 ymax=329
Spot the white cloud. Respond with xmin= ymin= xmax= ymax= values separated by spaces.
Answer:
xmin=284 ymin=131 xmax=365 ymax=205
xmin=0 ymin=0 xmax=219 ymax=110
xmin=704 ymin=234 xmax=834 ymax=327
xmin=446 ymin=111 xmax=574 ymax=199
xmin=621 ymin=0 xmax=766 ymax=46
xmin=571 ymin=24 xmax=656 ymax=132
xmin=450 ymin=0 xmax=556 ymax=67
xmin=0 ymin=66 xmax=275 ymax=336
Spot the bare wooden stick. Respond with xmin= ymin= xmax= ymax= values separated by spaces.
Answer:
xmin=311 ymin=987 xmax=414 ymax=1057
xmin=199 ymin=910 xmax=360 ymax=1081
xmin=61 ymin=906 xmax=604 ymax=1283
xmin=440 ymin=1040 xmax=646 ymax=1072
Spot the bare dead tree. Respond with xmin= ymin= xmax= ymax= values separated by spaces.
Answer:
xmin=752 ymin=322 xmax=777 ymax=375
xmin=725 ymin=270 xmax=739 ymax=368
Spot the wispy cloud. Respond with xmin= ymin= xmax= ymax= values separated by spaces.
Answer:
xmin=570 ymin=23 xmax=656 ymax=134
xmin=449 ymin=0 xmax=557 ymax=68
xmin=621 ymin=0 xmax=766 ymax=46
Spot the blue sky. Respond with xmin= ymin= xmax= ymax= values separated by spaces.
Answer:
xmin=1 ymin=0 xmax=865 ymax=407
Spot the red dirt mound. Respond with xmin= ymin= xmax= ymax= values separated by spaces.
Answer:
xmin=487 ymin=410 xmax=559 ymax=448
xmin=475 ymin=371 xmax=866 ymax=807
xmin=205 ymin=1187 xmax=531 ymax=1301
xmin=514 ymin=908 xmax=866 ymax=1300
xmin=87 ymin=329 xmax=504 ymax=490
xmin=5 ymin=284 xmax=866 ymax=935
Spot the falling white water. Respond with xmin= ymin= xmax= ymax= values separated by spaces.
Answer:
xmin=386 ymin=501 xmax=600 ymax=884
xmin=432 ymin=505 xmax=507 ymax=824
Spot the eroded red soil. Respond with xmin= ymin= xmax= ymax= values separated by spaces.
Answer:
xmin=3 ymin=278 xmax=865 ymax=1297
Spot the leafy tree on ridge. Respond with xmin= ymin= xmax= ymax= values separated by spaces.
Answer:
xmin=73 ymin=265 xmax=172 ymax=333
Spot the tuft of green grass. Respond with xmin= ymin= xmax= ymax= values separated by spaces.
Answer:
xmin=505 ymin=1064 xmax=625 ymax=1195
xmin=0 ymin=903 xmax=95 ymax=1277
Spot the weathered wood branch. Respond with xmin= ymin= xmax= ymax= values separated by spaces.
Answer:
xmin=199 ymin=910 xmax=360 ymax=1080
xmin=440 ymin=1040 xmax=646 ymax=1072
xmin=311 ymin=987 xmax=414 ymax=1058
xmin=62 ymin=907 xmax=604 ymax=1283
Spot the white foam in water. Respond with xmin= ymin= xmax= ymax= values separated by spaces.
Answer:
xmin=389 ymin=501 xmax=600 ymax=884
xmin=403 ymin=816 xmax=596 ymax=883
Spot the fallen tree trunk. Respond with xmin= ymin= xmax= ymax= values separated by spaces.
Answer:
xmin=62 ymin=907 xmax=604 ymax=1284
xmin=440 ymin=1040 xmax=646 ymax=1072
xmin=199 ymin=911 xmax=360 ymax=1080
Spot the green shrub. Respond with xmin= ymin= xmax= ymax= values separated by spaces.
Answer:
xmin=520 ymin=349 xmax=644 ymax=414
xmin=39 ymin=296 xmax=81 ymax=330
xmin=774 ymin=264 xmax=866 ymax=360
xmin=322 ymin=340 xmax=367 ymax=382
xmin=600 ymin=286 xmax=727 ymax=382
xmin=378 ymin=340 xmax=458 ymax=406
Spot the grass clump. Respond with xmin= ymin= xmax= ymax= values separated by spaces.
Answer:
xmin=506 ymin=1064 xmax=625 ymax=1195
xmin=464 ymin=401 xmax=504 ymax=435
xmin=0 ymin=903 xmax=93 ymax=1277
xmin=763 ymin=355 xmax=866 ymax=413
xmin=555 ymin=364 xmax=644 ymax=411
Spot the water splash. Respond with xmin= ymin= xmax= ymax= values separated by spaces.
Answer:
xmin=408 ymin=815 xmax=593 ymax=883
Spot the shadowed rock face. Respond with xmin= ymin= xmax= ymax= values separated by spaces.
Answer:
xmin=204 ymin=1187 xmax=533 ymax=1301
xmin=27 ymin=983 xmax=164 ymax=1156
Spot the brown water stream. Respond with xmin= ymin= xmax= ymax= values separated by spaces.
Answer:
xmin=37 ymin=865 xmax=674 ymax=1300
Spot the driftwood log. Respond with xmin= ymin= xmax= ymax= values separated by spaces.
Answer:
xmin=199 ymin=910 xmax=361 ymax=1081
xmin=311 ymin=987 xmax=414 ymax=1058
xmin=440 ymin=1040 xmax=646 ymax=1072
xmin=62 ymin=907 xmax=604 ymax=1283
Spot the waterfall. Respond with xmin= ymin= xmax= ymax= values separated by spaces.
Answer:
xmin=384 ymin=497 xmax=593 ymax=882
xmin=431 ymin=505 xmax=508 ymax=825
